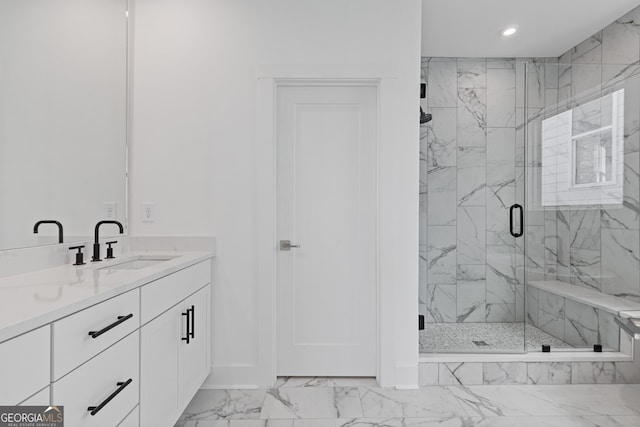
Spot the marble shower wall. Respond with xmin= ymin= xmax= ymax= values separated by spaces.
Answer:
xmin=420 ymin=58 xmax=553 ymax=323
xmin=545 ymin=6 xmax=640 ymax=305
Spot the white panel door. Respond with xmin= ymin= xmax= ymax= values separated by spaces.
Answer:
xmin=276 ymin=84 xmax=377 ymax=376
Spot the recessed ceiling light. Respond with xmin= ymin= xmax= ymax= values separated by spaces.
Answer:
xmin=501 ymin=26 xmax=518 ymax=37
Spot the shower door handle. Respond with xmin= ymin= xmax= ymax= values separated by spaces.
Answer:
xmin=509 ymin=204 xmax=523 ymax=238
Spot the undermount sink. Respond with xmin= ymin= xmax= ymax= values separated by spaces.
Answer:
xmin=97 ymin=255 xmax=179 ymax=271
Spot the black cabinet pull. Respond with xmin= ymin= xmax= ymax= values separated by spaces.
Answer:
xmin=182 ymin=309 xmax=191 ymax=344
xmin=87 ymin=378 xmax=132 ymax=416
xmin=189 ymin=305 xmax=195 ymax=339
xmin=88 ymin=314 xmax=133 ymax=339
xmin=509 ymin=204 xmax=524 ymax=238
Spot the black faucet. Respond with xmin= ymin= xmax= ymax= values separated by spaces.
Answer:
xmin=33 ymin=220 xmax=64 ymax=244
xmin=92 ymin=220 xmax=124 ymax=262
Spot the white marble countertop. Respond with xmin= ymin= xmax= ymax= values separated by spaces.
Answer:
xmin=528 ymin=280 xmax=640 ymax=315
xmin=0 ymin=251 xmax=214 ymax=343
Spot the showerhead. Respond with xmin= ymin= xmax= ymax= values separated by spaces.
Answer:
xmin=420 ymin=107 xmax=432 ymax=124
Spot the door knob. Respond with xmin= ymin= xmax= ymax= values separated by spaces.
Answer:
xmin=280 ymin=240 xmax=301 ymax=251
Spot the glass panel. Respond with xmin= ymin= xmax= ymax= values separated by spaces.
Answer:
xmin=524 ymin=62 xmax=634 ymax=353
xmin=418 ymin=58 xmax=526 ymax=354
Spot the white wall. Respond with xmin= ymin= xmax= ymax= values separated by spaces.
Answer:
xmin=130 ymin=0 xmax=421 ymax=387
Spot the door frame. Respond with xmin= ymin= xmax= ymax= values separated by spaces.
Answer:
xmin=256 ymin=66 xmax=394 ymax=386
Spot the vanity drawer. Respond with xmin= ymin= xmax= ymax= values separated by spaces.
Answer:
xmin=0 ymin=325 xmax=50 ymax=405
xmin=141 ymin=259 xmax=211 ymax=324
xmin=52 ymin=331 xmax=139 ymax=427
xmin=52 ymin=289 xmax=140 ymax=380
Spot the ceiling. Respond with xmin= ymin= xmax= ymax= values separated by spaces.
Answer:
xmin=422 ymin=0 xmax=640 ymax=58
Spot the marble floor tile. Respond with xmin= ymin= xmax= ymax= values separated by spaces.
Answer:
xmin=359 ymin=387 xmax=467 ymax=418
xmin=179 ymin=389 xmax=267 ymax=421
xmin=337 ymin=417 xmax=477 ymax=427
xmin=260 ymin=387 xmax=363 ymax=419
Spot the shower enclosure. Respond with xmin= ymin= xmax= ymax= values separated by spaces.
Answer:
xmin=419 ymin=56 xmax=640 ymax=354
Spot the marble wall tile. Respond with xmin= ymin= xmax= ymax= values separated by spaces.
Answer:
xmin=570 ymin=210 xmax=601 ymax=250
xmin=538 ymin=310 xmax=565 ymax=341
xmin=602 ymin=11 xmax=640 ymax=65
xmin=538 ymin=289 xmax=565 ymax=318
xmin=483 ymin=363 xmax=527 ymax=384
xmin=427 ymin=61 xmax=457 ymax=108
xmin=486 ymin=128 xmax=516 ymax=187
xmin=427 ymin=226 xmax=457 ymax=285
xmin=486 ymin=185 xmax=515 ymax=246
xmin=515 ymin=109 xmax=525 ymax=167
xmin=571 ymin=32 xmax=603 ymax=64
xmin=457 ymin=88 xmax=487 ymax=146
xmin=457 ymin=207 xmax=486 ymax=265
xmin=515 ymin=61 xmax=525 ymax=110
xmin=620 ymin=72 xmax=640 ymax=154
xmin=602 ymin=154 xmax=640 ymax=231
xmin=527 ymin=286 xmax=539 ymax=326
xmin=428 ymin=167 xmax=457 ymax=226
xmin=525 ymin=225 xmax=545 ymax=273
xmin=571 ymin=362 xmax=616 ymax=384
xmin=527 ymin=61 xmax=546 ymax=109
xmin=457 ymin=278 xmax=486 ymax=322
xmin=570 ymin=248 xmax=602 ymax=291
xmin=439 ymin=363 xmax=483 ymax=385
xmin=571 ymin=64 xmax=603 ymax=106
xmin=527 ymin=363 xmax=572 ymax=385
xmin=486 ymin=246 xmax=518 ymax=305
xmin=564 ymin=299 xmax=598 ymax=347
xmin=544 ymin=210 xmax=559 ymax=279
xmin=601 ymin=228 xmax=640 ymax=300
xmin=426 ymin=108 xmax=457 ymax=167
xmin=457 ymin=60 xmax=487 ymax=89
xmin=545 ymin=62 xmax=559 ymax=89
xmin=487 ymin=69 xmax=516 ymax=127
xmin=557 ymin=64 xmax=572 ymax=112
xmin=426 ymin=284 xmax=457 ymax=323
xmin=487 ymin=58 xmax=515 ymax=69
xmin=556 ymin=210 xmax=572 ymax=280
xmin=418 ymin=363 xmax=439 ymax=386
xmin=486 ymin=303 xmax=515 ymax=322
xmin=515 ymin=285 xmax=525 ymax=322
xmin=457 ymin=147 xmax=486 ymax=206
xmin=597 ymin=310 xmax=620 ymax=351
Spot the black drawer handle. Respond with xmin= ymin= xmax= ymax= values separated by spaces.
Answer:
xmin=190 ymin=305 xmax=195 ymax=339
xmin=182 ymin=309 xmax=191 ymax=344
xmin=87 ymin=378 xmax=132 ymax=416
xmin=88 ymin=314 xmax=133 ymax=339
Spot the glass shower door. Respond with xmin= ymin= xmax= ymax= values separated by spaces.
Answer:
xmin=523 ymin=59 xmax=640 ymax=353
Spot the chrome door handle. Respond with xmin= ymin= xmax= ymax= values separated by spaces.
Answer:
xmin=280 ymin=240 xmax=301 ymax=251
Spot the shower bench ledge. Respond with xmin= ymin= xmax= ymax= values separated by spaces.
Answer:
xmin=528 ymin=280 xmax=640 ymax=317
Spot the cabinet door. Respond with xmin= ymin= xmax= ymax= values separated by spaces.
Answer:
xmin=140 ymin=306 xmax=180 ymax=427
xmin=178 ymin=285 xmax=210 ymax=409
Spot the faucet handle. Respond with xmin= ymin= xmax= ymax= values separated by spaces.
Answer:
xmin=69 ymin=245 xmax=86 ymax=266
xmin=106 ymin=241 xmax=118 ymax=260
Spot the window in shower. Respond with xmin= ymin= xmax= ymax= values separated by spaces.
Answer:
xmin=541 ymin=89 xmax=624 ymax=207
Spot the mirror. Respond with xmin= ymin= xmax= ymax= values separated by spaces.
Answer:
xmin=0 ymin=0 xmax=128 ymax=250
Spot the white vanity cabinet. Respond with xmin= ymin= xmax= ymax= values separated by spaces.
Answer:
xmin=0 ymin=325 xmax=50 ymax=405
xmin=0 ymin=254 xmax=213 ymax=427
xmin=140 ymin=263 xmax=211 ymax=427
